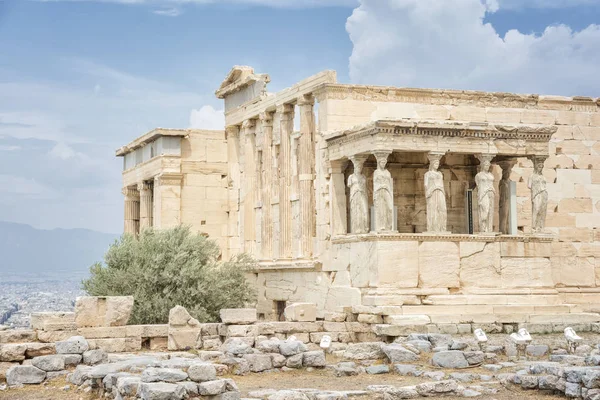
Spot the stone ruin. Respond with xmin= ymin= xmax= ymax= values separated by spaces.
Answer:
xmin=1 ymin=296 xmax=600 ymax=399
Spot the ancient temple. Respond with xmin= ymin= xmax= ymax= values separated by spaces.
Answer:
xmin=117 ymin=66 xmax=600 ymax=325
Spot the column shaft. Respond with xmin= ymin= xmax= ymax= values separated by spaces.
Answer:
xmin=298 ymin=96 xmax=316 ymax=257
xmin=123 ymin=186 xmax=140 ymax=235
xmin=243 ymin=120 xmax=257 ymax=253
xmin=138 ymin=181 xmax=153 ymax=231
xmin=278 ymin=104 xmax=294 ymax=259
xmin=260 ymin=112 xmax=274 ymax=259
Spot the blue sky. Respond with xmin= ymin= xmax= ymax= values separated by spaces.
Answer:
xmin=0 ymin=0 xmax=599 ymax=234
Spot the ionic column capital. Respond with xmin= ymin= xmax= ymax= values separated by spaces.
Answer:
xmin=137 ymin=181 xmax=153 ymax=192
xmin=259 ymin=111 xmax=274 ymax=127
xmin=296 ymin=94 xmax=315 ymax=107
xmin=122 ymin=186 xmax=139 ymax=199
xmin=242 ymin=119 xmax=257 ymax=135
xmin=225 ymin=125 xmax=240 ymax=139
xmin=276 ymin=103 xmax=294 ymax=118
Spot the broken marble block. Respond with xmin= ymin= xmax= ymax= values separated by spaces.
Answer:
xmin=75 ymin=296 xmax=134 ymax=328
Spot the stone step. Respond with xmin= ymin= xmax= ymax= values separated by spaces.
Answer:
xmin=423 ymin=294 xmax=564 ymax=306
xmin=422 ymin=312 xmax=600 ymax=324
xmin=401 ymin=304 xmax=577 ymax=316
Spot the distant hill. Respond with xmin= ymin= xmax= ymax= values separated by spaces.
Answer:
xmin=0 ymin=221 xmax=119 ymax=283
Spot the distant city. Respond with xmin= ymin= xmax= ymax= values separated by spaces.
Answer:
xmin=0 ymin=220 xmax=118 ymax=329
xmin=0 ymin=280 xmax=84 ymax=328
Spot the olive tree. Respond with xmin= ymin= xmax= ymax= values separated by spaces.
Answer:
xmin=83 ymin=226 xmax=256 ymax=324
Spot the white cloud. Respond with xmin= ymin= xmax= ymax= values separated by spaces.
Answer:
xmin=189 ymin=105 xmax=224 ymax=130
xmin=0 ymin=145 xmax=20 ymax=152
xmin=152 ymin=7 xmax=181 ymax=16
xmin=48 ymin=142 xmax=77 ymax=160
xmin=346 ymin=0 xmax=600 ymax=96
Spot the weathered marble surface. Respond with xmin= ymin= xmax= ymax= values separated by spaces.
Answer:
xmin=424 ymin=153 xmax=447 ymax=233
xmin=348 ymin=156 xmax=369 ymax=234
xmin=529 ymin=157 xmax=548 ymax=234
xmin=475 ymin=156 xmax=495 ymax=233
xmin=373 ymin=152 xmax=394 ymax=232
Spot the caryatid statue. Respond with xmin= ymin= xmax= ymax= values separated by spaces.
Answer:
xmin=424 ymin=152 xmax=447 ymax=233
xmin=347 ymin=155 xmax=369 ymax=234
xmin=529 ymin=156 xmax=548 ymax=233
xmin=373 ymin=151 xmax=394 ymax=232
xmin=475 ymin=154 xmax=496 ymax=233
xmin=498 ymin=160 xmax=516 ymax=234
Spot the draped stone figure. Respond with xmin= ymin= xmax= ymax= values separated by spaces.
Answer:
xmin=498 ymin=161 xmax=515 ymax=234
xmin=348 ymin=156 xmax=369 ymax=234
xmin=424 ymin=153 xmax=447 ymax=233
xmin=373 ymin=152 xmax=394 ymax=232
xmin=475 ymin=156 xmax=496 ymax=233
xmin=529 ymin=157 xmax=548 ymax=233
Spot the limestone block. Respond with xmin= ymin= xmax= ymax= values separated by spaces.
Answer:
xmin=521 ymin=109 xmax=556 ymax=125
xmin=75 ymin=296 xmax=134 ymax=328
xmin=284 ymin=303 xmax=317 ymax=322
xmin=0 ymin=344 xmax=27 ymax=362
xmin=37 ymin=330 xmax=77 ymax=343
xmin=377 ymin=241 xmax=419 ymax=288
xmin=418 ymin=242 xmax=459 ymax=288
xmin=373 ymin=324 xmax=427 ymax=336
xmin=500 ymin=258 xmax=553 ymax=288
xmin=552 ymin=257 xmax=595 ymax=287
xmin=557 ymin=111 xmax=591 ymax=126
xmin=24 ymin=343 xmax=55 ymax=358
xmin=384 ymin=315 xmax=431 ymax=326
xmin=559 ymin=198 xmax=593 ymax=213
xmin=149 ymin=337 xmax=168 ymax=351
xmin=30 ymin=312 xmax=75 ymax=330
xmin=87 ymin=338 xmax=141 ymax=353
xmin=322 ymin=321 xmax=347 ymax=332
xmin=500 ymin=242 xmax=552 ymax=258
xmin=324 ymin=287 xmax=361 ymax=313
xmin=271 ymin=322 xmax=322 ymax=334
xmin=220 ymin=309 xmax=257 ymax=325
xmin=357 ymin=314 xmax=383 ymax=324
xmin=0 ymin=329 xmax=37 ymax=344
xmin=459 ymin=242 xmax=500 ymax=288
xmin=220 ymin=324 xmax=257 ymax=338
xmin=77 ymin=327 xmax=130 ymax=339
xmin=556 ymin=169 xmax=592 ymax=184
xmin=323 ymin=312 xmax=346 ymax=322
xmin=450 ymin=106 xmax=486 ymax=122
xmin=486 ymin=108 xmax=522 ymax=123
xmin=559 ymin=228 xmax=593 ymax=242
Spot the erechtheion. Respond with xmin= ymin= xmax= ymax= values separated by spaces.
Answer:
xmin=116 ymin=66 xmax=600 ymax=326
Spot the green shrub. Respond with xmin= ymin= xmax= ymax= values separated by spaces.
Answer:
xmin=82 ymin=226 xmax=256 ymax=324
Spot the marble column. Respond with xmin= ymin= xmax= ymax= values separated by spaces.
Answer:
xmin=260 ymin=112 xmax=274 ymax=260
xmin=373 ymin=151 xmax=394 ymax=232
xmin=297 ymin=95 xmax=316 ymax=257
xmin=330 ymin=160 xmax=348 ymax=236
xmin=225 ymin=125 xmax=241 ymax=253
xmin=123 ymin=186 xmax=140 ymax=235
xmin=529 ymin=156 xmax=548 ymax=234
xmin=278 ymin=104 xmax=294 ymax=259
xmin=498 ymin=160 xmax=517 ymax=234
xmin=475 ymin=154 xmax=496 ymax=233
xmin=138 ymin=181 xmax=153 ymax=231
xmin=242 ymin=119 xmax=257 ymax=253
xmin=348 ymin=155 xmax=369 ymax=234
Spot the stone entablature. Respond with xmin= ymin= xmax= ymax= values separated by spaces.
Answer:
xmin=325 ymin=120 xmax=555 ymax=161
xmin=313 ymin=83 xmax=600 ymax=112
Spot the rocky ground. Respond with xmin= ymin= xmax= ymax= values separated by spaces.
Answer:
xmin=1 ymin=332 xmax=599 ymax=399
